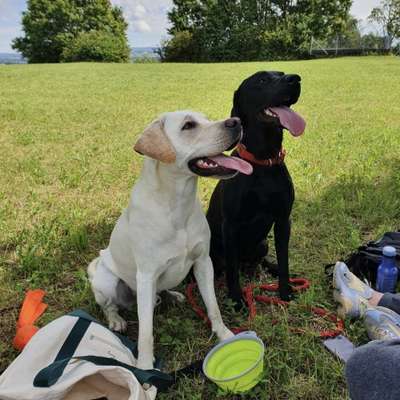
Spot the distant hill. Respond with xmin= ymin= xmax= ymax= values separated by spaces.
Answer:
xmin=132 ymin=47 xmax=159 ymax=59
xmin=0 ymin=53 xmax=26 ymax=64
xmin=0 ymin=47 xmax=159 ymax=64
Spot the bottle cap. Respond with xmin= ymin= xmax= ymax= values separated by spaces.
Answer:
xmin=383 ymin=246 xmax=396 ymax=257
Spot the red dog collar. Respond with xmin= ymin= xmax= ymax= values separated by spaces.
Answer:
xmin=237 ymin=143 xmax=286 ymax=167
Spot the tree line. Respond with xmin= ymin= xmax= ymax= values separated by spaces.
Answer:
xmin=12 ymin=0 xmax=400 ymax=63
xmin=159 ymin=0 xmax=400 ymax=62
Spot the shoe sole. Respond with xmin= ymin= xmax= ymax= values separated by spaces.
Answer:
xmin=365 ymin=307 xmax=400 ymax=340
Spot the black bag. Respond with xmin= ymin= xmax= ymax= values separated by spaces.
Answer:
xmin=326 ymin=231 xmax=400 ymax=287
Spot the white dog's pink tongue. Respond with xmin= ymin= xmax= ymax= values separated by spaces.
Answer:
xmin=269 ymin=106 xmax=306 ymax=137
xmin=209 ymin=155 xmax=253 ymax=175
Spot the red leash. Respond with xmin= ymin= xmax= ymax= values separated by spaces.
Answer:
xmin=186 ymin=278 xmax=344 ymax=339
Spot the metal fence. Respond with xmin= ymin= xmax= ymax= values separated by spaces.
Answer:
xmin=309 ymin=36 xmax=390 ymax=58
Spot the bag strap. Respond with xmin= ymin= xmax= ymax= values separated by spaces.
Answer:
xmin=54 ymin=316 xmax=91 ymax=362
xmin=67 ymin=311 xmax=203 ymax=380
xmin=34 ymin=356 xmax=173 ymax=392
xmin=33 ymin=311 xmax=173 ymax=391
xmin=33 ymin=316 xmax=90 ymax=386
xmin=68 ymin=310 xmax=138 ymax=358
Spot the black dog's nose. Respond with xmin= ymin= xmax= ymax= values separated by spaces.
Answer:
xmin=224 ymin=117 xmax=240 ymax=128
xmin=285 ymin=74 xmax=301 ymax=84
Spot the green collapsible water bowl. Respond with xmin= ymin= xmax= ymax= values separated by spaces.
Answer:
xmin=203 ymin=331 xmax=265 ymax=393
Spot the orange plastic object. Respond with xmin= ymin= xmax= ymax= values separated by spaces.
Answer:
xmin=13 ymin=289 xmax=47 ymax=351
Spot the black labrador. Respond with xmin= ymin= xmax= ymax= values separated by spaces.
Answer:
xmin=206 ymin=71 xmax=306 ymax=306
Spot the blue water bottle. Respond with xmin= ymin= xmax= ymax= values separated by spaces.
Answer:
xmin=376 ymin=246 xmax=398 ymax=293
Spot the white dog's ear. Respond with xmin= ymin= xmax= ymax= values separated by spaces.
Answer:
xmin=134 ymin=120 xmax=176 ymax=164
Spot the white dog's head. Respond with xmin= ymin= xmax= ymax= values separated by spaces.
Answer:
xmin=134 ymin=111 xmax=252 ymax=179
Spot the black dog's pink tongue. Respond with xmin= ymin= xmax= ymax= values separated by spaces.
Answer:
xmin=269 ymin=106 xmax=306 ymax=137
xmin=208 ymin=155 xmax=253 ymax=175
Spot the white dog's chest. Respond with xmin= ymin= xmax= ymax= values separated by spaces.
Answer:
xmin=105 ymin=215 xmax=207 ymax=293
xmin=105 ymin=176 xmax=211 ymax=294
xmin=156 ymin=230 xmax=204 ymax=291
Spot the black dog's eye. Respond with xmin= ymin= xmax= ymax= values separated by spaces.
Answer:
xmin=259 ymin=77 xmax=269 ymax=84
xmin=182 ymin=121 xmax=196 ymax=130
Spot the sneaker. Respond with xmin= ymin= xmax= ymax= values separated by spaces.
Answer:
xmin=333 ymin=261 xmax=373 ymax=318
xmin=364 ymin=306 xmax=400 ymax=340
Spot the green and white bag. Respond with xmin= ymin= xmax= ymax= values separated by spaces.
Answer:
xmin=0 ymin=310 xmax=173 ymax=400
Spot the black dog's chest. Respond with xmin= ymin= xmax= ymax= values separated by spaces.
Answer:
xmin=239 ymin=167 xmax=294 ymax=222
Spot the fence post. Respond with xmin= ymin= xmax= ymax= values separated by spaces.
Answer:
xmin=335 ymin=35 xmax=339 ymax=56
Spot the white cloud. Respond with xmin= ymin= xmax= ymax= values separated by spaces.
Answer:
xmin=111 ymin=0 xmax=172 ymax=43
xmin=133 ymin=4 xmax=146 ymax=18
xmin=133 ymin=19 xmax=151 ymax=33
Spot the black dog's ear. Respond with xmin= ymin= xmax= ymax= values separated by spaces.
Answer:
xmin=231 ymin=89 xmax=241 ymax=118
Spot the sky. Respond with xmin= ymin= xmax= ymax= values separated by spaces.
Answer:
xmin=0 ymin=0 xmax=382 ymax=53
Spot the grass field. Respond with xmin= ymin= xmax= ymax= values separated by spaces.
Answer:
xmin=1 ymin=56 xmax=400 ymax=399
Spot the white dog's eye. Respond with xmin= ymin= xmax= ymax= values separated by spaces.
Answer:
xmin=182 ymin=121 xmax=197 ymax=130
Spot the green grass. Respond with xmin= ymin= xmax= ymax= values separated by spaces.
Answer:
xmin=1 ymin=56 xmax=399 ymax=399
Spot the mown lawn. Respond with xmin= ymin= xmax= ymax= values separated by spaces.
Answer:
xmin=1 ymin=56 xmax=399 ymax=399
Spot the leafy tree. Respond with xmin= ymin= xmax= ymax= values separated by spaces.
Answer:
xmin=61 ymin=30 xmax=130 ymax=62
xmin=369 ymin=0 xmax=400 ymax=49
xmin=162 ymin=0 xmax=353 ymax=62
xmin=12 ymin=0 xmax=129 ymax=63
xmin=361 ymin=33 xmax=385 ymax=49
xmin=158 ymin=31 xmax=198 ymax=62
xmin=336 ymin=17 xmax=362 ymax=48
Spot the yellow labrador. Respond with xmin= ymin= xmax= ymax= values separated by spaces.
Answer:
xmin=87 ymin=111 xmax=253 ymax=377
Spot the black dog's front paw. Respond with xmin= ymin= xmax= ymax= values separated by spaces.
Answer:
xmin=261 ymin=258 xmax=279 ymax=277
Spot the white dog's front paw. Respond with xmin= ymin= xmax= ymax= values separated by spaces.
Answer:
xmin=137 ymin=358 xmax=154 ymax=370
xmin=219 ymin=327 xmax=235 ymax=342
xmin=108 ymin=313 xmax=127 ymax=332
xmin=143 ymin=384 xmax=157 ymax=400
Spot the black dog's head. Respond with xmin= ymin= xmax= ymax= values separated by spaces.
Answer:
xmin=232 ymin=71 xmax=305 ymax=159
